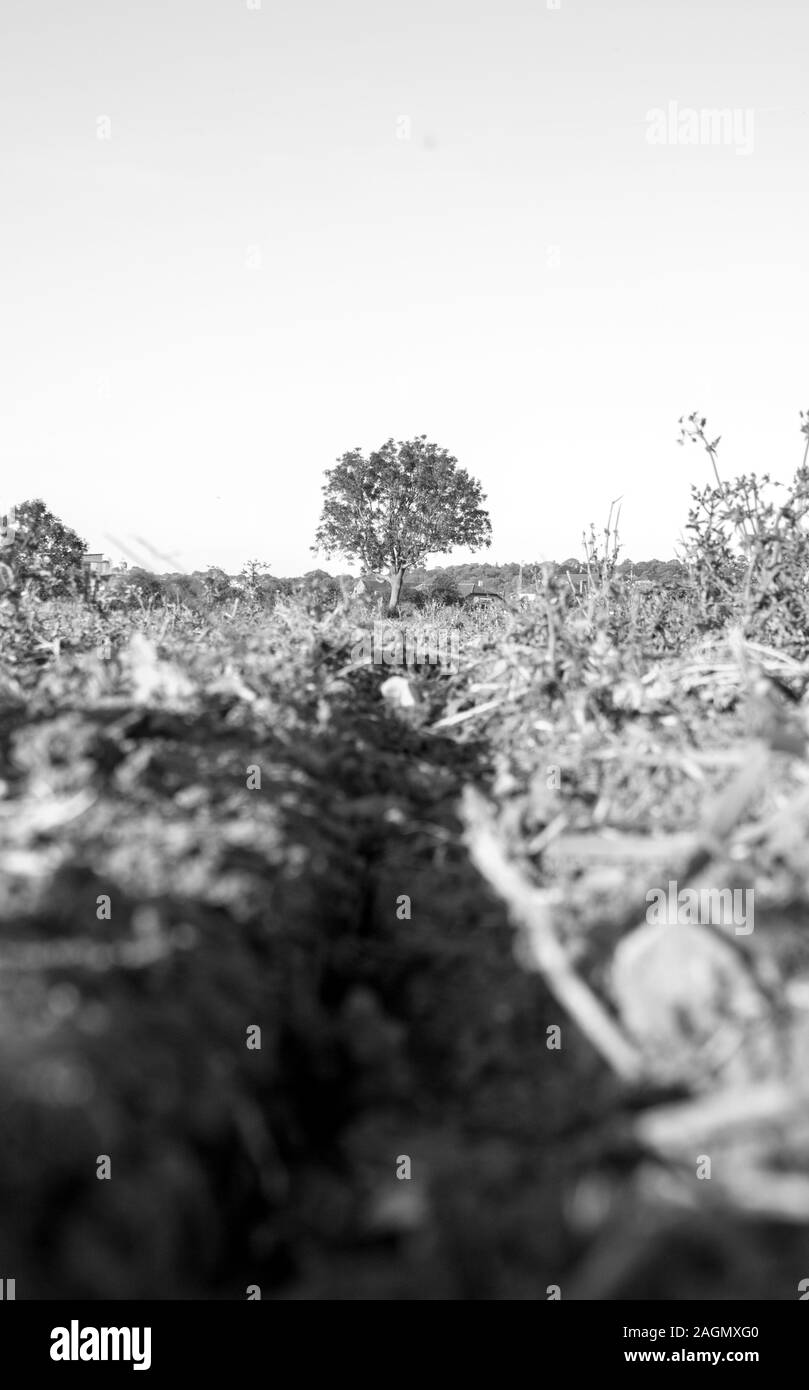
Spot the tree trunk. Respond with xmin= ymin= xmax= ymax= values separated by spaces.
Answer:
xmin=388 ymin=568 xmax=405 ymax=613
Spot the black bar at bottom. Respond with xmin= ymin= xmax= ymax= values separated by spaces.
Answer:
xmin=0 ymin=1299 xmax=801 ymax=1379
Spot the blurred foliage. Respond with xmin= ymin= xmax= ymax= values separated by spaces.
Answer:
xmin=4 ymin=499 xmax=86 ymax=598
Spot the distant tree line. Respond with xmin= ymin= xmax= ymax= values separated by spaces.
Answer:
xmin=2 ymin=496 xmax=690 ymax=609
xmin=105 ymin=558 xmax=687 ymax=609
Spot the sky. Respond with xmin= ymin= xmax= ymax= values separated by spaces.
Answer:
xmin=1 ymin=0 xmax=808 ymax=576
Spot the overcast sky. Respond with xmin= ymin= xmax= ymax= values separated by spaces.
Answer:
xmin=2 ymin=0 xmax=808 ymax=575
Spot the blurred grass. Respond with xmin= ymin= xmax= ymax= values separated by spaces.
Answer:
xmin=2 ymin=585 xmax=809 ymax=1297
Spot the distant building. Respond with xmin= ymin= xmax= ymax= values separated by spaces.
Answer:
xmin=82 ymin=553 xmax=111 ymax=578
xmin=81 ymin=552 xmax=114 ymax=598
xmin=458 ymin=578 xmax=504 ymax=598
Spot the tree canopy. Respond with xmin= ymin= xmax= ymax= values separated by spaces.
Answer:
xmin=6 ymin=498 xmax=87 ymax=595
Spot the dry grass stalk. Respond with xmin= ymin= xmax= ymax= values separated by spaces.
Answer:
xmin=461 ymin=786 xmax=644 ymax=1083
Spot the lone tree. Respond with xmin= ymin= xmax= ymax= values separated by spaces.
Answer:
xmin=313 ymin=435 xmax=492 ymax=611
xmin=5 ymin=499 xmax=87 ymax=596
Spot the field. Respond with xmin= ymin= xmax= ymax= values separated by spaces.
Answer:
xmin=3 ymin=536 xmax=809 ymax=1300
